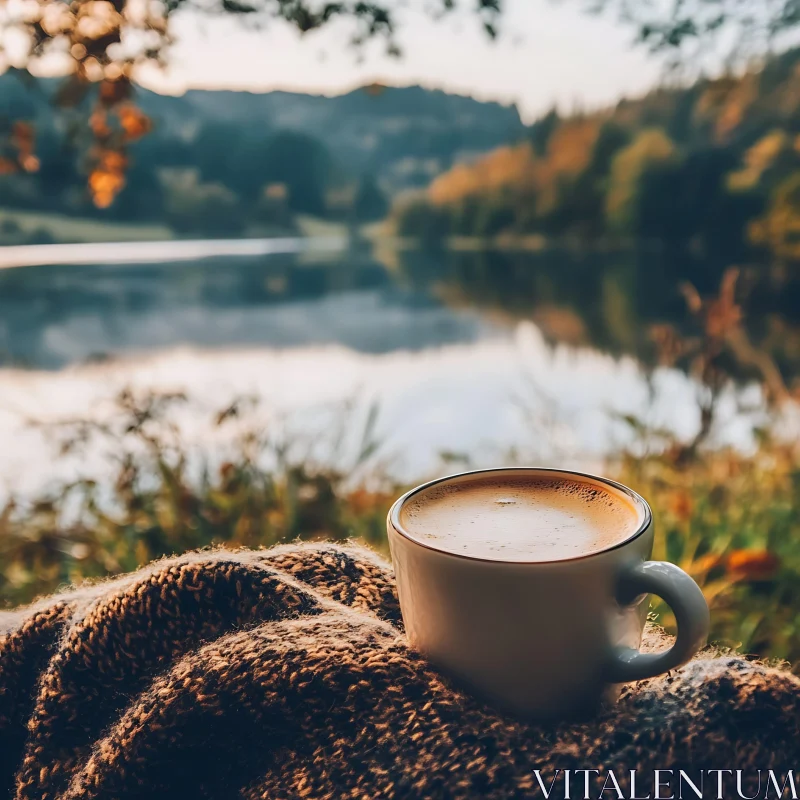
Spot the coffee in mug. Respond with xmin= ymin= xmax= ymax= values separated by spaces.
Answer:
xmin=399 ymin=474 xmax=642 ymax=561
xmin=387 ymin=468 xmax=709 ymax=720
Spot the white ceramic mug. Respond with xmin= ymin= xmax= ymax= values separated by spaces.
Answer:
xmin=387 ymin=467 xmax=710 ymax=720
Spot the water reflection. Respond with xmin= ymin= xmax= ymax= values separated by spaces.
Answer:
xmin=0 ymin=242 xmax=792 ymax=494
xmin=4 ymin=244 xmax=796 ymax=374
xmin=0 ymin=325 xmax=768 ymax=496
xmin=0 ymin=252 xmax=502 ymax=368
xmin=399 ymin=247 xmax=800 ymax=375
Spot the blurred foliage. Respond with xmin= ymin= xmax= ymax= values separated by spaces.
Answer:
xmin=589 ymin=0 xmax=800 ymax=67
xmin=0 ymin=121 xmax=39 ymax=175
xmin=612 ymin=268 xmax=800 ymax=666
xmin=3 ymin=0 xmax=502 ymax=80
xmin=750 ymin=172 xmax=800 ymax=264
xmin=160 ymin=169 xmax=243 ymax=236
xmin=605 ymin=128 xmax=676 ymax=233
xmin=615 ymin=433 xmax=800 ymax=667
xmin=0 ymin=390 xmax=396 ymax=606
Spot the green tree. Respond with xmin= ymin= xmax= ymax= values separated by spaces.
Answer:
xmin=354 ymin=174 xmax=389 ymax=222
xmin=605 ymin=128 xmax=678 ymax=234
xmin=259 ymin=131 xmax=332 ymax=216
xmin=393 ymin=196 xmax=449 ymax=243
xmin=161 ymin=169 xmax=243 ymax=235
xmin=473 ymin=196 xmax=515 ymax=237
xmin=544 ymin=122 xmax=631 ymax=239
xmin=636 ymin=148 xmax=762 ymax=265
xmin=529 ymin=108 xmax=560 ymax=156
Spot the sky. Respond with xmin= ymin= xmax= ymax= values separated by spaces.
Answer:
xmin=137 ymin=0 xmax=667 ymax=124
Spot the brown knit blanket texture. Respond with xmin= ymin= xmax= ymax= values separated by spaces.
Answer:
xmin=0 ymin=542 xmax=797 ymax=800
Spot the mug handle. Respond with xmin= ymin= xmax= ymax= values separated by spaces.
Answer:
xmin=606 ymin=561 xmax=710 ymax=683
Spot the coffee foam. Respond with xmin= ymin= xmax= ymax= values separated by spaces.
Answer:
xmin=398 ymin=474 xmax=643 ymax=562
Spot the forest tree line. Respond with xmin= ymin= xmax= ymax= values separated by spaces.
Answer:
xmin=393 ymin=47 xmax=800 ymax=272
xmin=0 ymin=117 xmax=388 ymax=239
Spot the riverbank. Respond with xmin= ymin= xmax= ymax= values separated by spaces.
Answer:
xmin=1 ymin=389 xmax=798 ymax=670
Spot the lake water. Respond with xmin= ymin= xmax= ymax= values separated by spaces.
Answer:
xmin=0 ymin=239 xmax=784 ymax=497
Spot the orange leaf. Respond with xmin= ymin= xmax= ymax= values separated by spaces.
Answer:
xmin=726 ymin=549 xmax=780 ymax=581
xmin=669 ymin=490 xmax=694 ymax=522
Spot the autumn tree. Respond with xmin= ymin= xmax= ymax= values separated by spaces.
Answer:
xmin=750 ymin=172 xmax=800 ymax=265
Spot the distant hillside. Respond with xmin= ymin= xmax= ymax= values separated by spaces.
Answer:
xmin=0 ymin=73 xmax=524 ymax=238
xmin=137 ymin=84 xmax=524 ymax=193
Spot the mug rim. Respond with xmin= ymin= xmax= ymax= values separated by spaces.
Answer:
xmin=387 ymin=466 xmax=653 ymax=565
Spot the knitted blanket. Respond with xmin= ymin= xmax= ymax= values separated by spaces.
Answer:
xmin=0 ymin=543 xmax=797 ymax=800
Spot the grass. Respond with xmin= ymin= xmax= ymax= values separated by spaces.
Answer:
xmin=0 ymin=209 xmax=363 ymax=246
xmin=0 ymin=208 xmax=175 ymax=244
xmin=0 ymin=390 xmax=397 ymax=607
xmin=615 ymin=433 xmax=800 ymax=666
xmin=1 ymin=386 xmax=799 ymax=671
